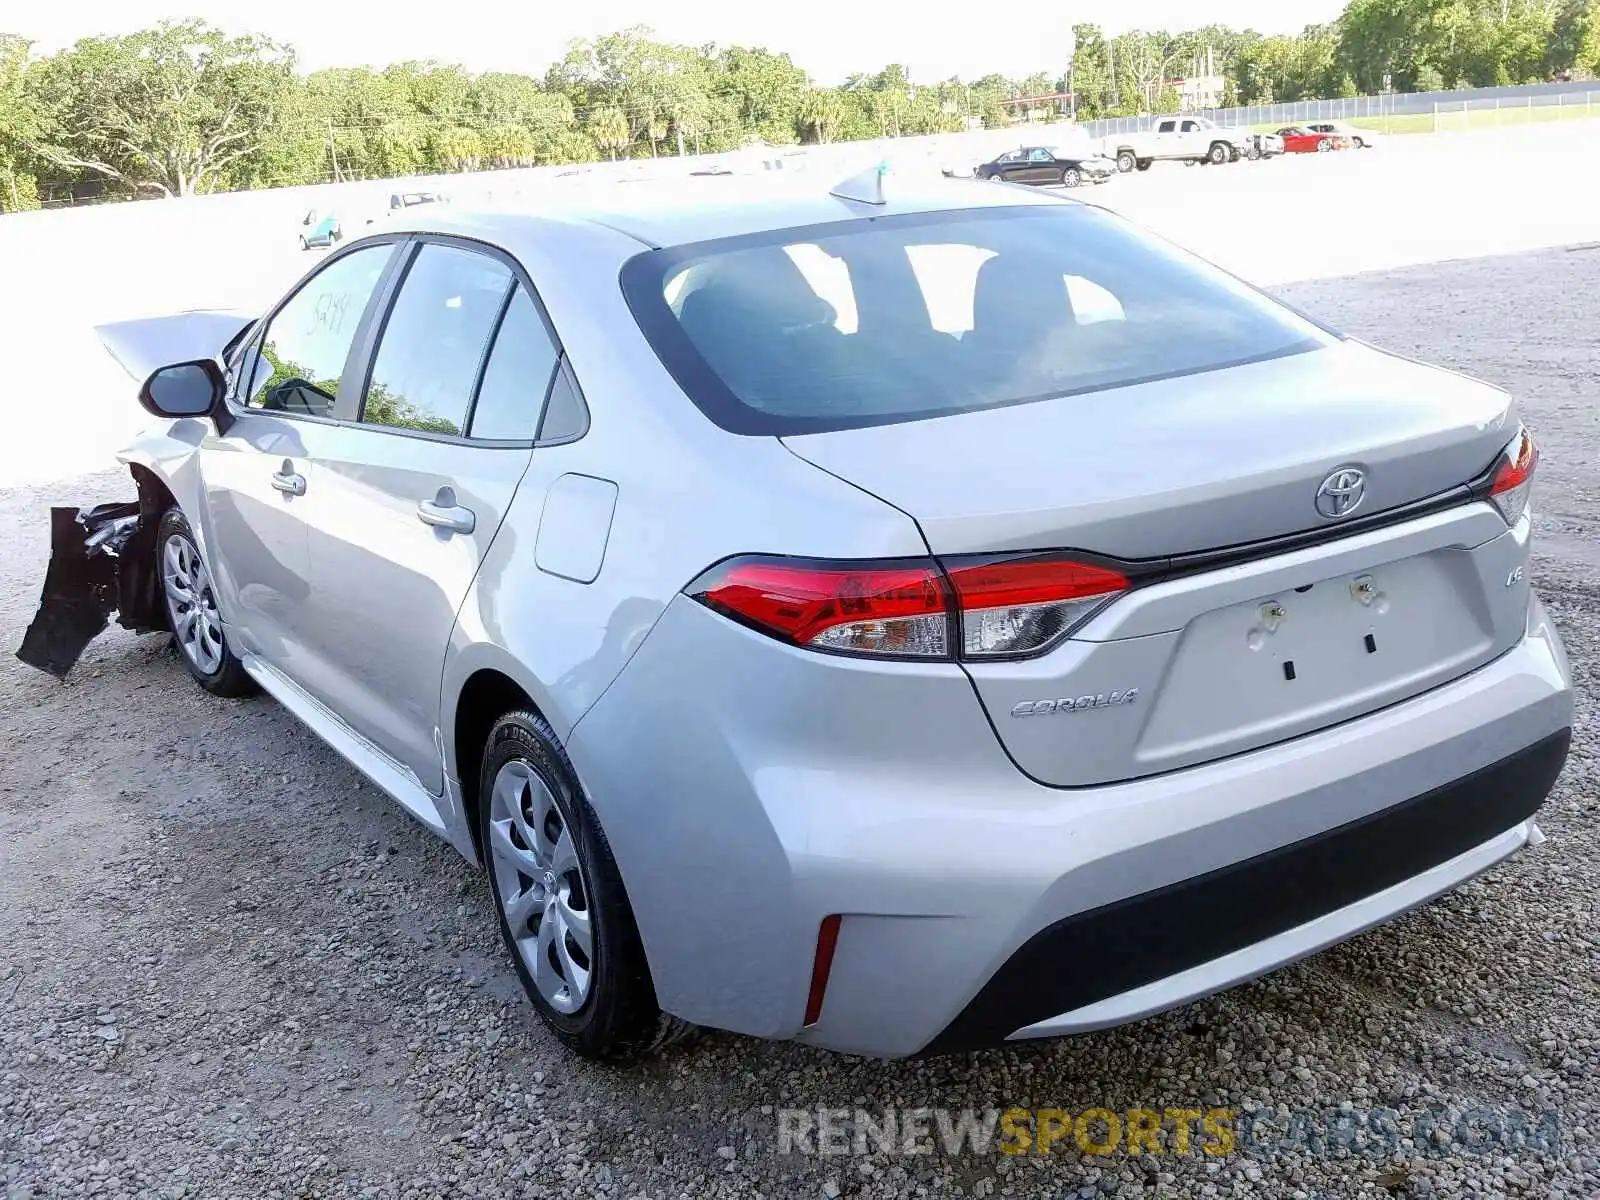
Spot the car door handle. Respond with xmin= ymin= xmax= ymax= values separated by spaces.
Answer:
xmin=271 ymin=469 xmax=306 ymax=496
xmin=417 ymin=499 xmax=476 ymax=535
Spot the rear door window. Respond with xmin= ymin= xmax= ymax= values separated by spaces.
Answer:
xmin=469 ymin=285 xmax=561 ymax=441
xmin=362 ymin=244 xmax=512 ymax=437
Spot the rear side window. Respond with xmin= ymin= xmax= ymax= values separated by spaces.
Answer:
xmin=622 ymin=206 xmax=1335 ymax=436
xmin=537 ymin=362 xmax=590 ymax=445
xmin=362 ymin=244 xmax=511 ymax=436
xmin=470 ymin=286 xmax=560 ymax=440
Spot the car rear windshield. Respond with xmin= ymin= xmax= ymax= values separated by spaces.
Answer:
xmin=620 ymin=204 xmax=1337 ymax=436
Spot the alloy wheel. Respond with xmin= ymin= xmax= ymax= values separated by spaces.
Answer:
xmin=488 ymin=759 xmax=595 ymax=1014
xmin=161 ymin=533 xmax=224 ymax=675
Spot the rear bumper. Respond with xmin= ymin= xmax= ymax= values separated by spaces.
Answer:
xmin=567 ymin=592 xmax=1571 ymax=1058
xmin=924 ymin=729 xmax=1567 ymax=1054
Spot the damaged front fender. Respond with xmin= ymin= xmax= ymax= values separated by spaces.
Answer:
xmin=17 ymin=493 xmax=168 ymax=679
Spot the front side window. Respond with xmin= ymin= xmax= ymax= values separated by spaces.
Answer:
xmin=243 ymin=244 xmax=392 ymax=415
xmin=622 ymin=206 xmax=1336 ymax=436
xmin=1157 ymin=120 xmax=1176 ymax=133
xmin=362 ymin=244 xmax=513 ymax=436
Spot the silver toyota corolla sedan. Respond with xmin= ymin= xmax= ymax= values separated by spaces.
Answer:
xmin=20 ymin=168 xmax=1571 ymax=1061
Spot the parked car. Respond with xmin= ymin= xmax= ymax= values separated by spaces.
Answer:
xmin=366 ymin=190 xmax=450 ymax=226
xmin=1242 ymin=132 xmax=1286 ymax=160
xmin=392 ymin=189 xmax=448 ymax=211
xmin=299 ymin=211 xmax=343 ymax=250
xmin=1306 ymin=120 xmax=1380 ymax=149
xmin=975 ymin=145 xmax=1117 ymax=188
xmin=1106 ymin=116 xmax=1255 ymax=171
xmin=1275 ymin=126 xmax=1355 ymax=154
xmin=25 ymin=171 xmax=1569 ymax=1063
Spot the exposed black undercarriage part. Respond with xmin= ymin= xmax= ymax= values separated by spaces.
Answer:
xmin=17 ymin=480 xmax=169 ymax=679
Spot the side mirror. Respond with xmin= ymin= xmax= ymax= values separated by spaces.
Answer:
xmin=139 ymin=359 xmax=225 ymax=419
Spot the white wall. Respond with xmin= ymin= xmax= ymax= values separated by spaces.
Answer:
xmin=3 ymin=119 xmax=1598 ymax=487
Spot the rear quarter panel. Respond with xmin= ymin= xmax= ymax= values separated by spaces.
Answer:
xmin=436 ymin=216 xmax=930 ymax=785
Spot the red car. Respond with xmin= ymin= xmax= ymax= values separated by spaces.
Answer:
xmin=1275 ymin=126 xmax=1353 ymax=154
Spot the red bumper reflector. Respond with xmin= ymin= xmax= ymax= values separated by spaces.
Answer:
xmin=803 ymin=914 xmax=842 ymax=1027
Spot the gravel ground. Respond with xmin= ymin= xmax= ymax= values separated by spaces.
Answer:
xmin=3 ymin=245 xmax=1599 ymax=1199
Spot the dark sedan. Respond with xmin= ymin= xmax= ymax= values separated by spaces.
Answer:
xmin=974 ymin=145 xmax=1117 ymax=188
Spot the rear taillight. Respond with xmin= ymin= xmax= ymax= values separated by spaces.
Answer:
xmin=1487 ymin=427 xmax=1538 ymax=525
xmin=688 ymin=552 xmax=1128 ymax=661
xmin=944 ymin=554 xmax=1128 ymax=659
xmin=691 ymin=557 xmax=950 ymax=658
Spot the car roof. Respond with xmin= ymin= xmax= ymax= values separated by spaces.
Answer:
xmin=380 ymin=172 xmax=1074 ymax=250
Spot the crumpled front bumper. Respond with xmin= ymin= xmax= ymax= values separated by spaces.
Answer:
xmin=17 ymin=497 xmax=166 ymax=678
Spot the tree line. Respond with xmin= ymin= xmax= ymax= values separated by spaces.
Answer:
xmin=2 ymin=1 xmax=1598 ymax=211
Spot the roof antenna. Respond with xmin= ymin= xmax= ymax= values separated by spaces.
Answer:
xmin=829 ymin=160 xmax=890 ymax=206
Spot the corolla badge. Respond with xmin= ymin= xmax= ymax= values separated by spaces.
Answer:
xmin=1011 ymin=690 xmax=1139 ymax=718
xmin=1315 ymin=466 xmax=1367 ymax=519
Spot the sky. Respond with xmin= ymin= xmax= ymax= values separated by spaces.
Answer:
xmin=13 ymin=1 xmax=1347 ymax=83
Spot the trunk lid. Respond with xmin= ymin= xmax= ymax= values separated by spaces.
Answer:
xmin=780 ymin=341 xmax=1513 ymax=560
xmin=783 ymin=341 xmax=1528 ymax=786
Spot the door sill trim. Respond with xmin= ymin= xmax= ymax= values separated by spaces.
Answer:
xmin=242 ymin=653 xmax=458 ymax=848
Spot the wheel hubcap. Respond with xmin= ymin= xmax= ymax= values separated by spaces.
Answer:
xmin=488 ymin=760 xmax=594 ymax=1014
xmin=162 ymin=533 xmax=224 ymax=675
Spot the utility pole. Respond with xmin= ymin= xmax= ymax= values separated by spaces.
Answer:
xmin=327 ymin=117 xmax=341 ymax=182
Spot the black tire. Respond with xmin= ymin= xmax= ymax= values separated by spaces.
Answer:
xmin=1060 ymin=167 xmax=1082 ymax=188
xmin=1208 ymin=142 xmax=1229 ymax=165
xmin=1354 ymin=137 xmax=1367 ymax=149
xmin=155 ymin=508 xmax=255 ymax=698
xmin=479 ymin=709 xmax=690 ymax=1062
xmin=1246 ymin=144 xmax=1262 ymax=160
xmin=1115 ymin=149 xmax=1136 ymax=173
xmin=1135 ymin=158 xmax=1153 ymax=172
xmin=1318 ymin=138 xmax=1332 ymax=153
xmin=1227 ymin=146 xmax=1241 ymax=162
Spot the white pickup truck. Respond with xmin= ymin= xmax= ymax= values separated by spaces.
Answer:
xmin=1105 ymin=116 xmax=1255 ymax=172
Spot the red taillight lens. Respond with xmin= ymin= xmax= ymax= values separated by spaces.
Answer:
xmin=688 ymin=553 xmax=1129 ymax=660
xmin=945 ymin=554 xmax=1129 ymax=658
xmin=1488 ymin=427 xmax=1538 ymax=525
xmin=690 ymin=556 xmax=951 ymax=658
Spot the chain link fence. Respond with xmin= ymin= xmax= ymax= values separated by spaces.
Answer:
xmin=1083 ymin=81 xmax=1600 ymax=138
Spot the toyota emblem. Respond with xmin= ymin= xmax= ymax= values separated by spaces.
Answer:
xmin=1315 ymin=467 xmax=1366 ymax=519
